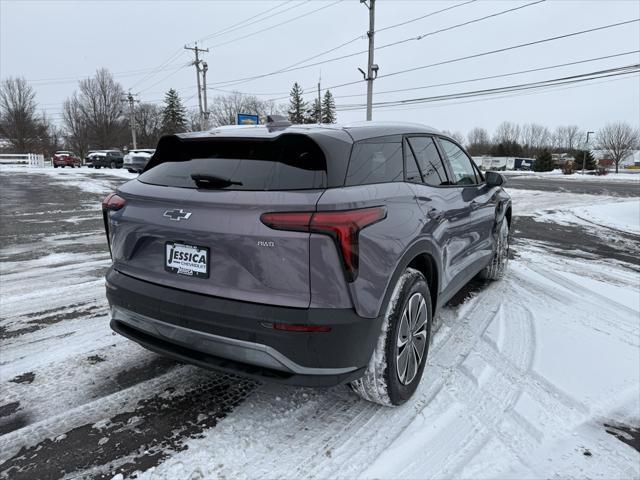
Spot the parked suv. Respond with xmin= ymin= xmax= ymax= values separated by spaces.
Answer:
xmin=103 ymin=120 xmax=511 ymax=406
xmin=92 ymin=150 xmax=124 ymax=169
xmin=53 ymin=151 xmax=81 ymax=168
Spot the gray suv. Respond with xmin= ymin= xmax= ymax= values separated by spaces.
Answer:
xmin=103 ymin=119 xmax=511 ymax=406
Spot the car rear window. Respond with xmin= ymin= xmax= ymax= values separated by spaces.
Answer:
xmin=345 ymin=135 xmax=403 ymax=186
xmin=139 ymin=135 xmax=327 ymax=190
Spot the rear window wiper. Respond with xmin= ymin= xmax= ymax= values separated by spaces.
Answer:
xmin=190 ymin=173 xmax=243 ymax=189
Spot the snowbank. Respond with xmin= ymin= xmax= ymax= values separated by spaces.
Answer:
xmin=503 ymin=169 xmax=640 ymax=183
xmin=573 ymin=201 xmax=640 ymax=234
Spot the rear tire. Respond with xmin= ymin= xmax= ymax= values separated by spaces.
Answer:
xmin=350 ymin=268 xmax=432 ymax=406
xmin=109 ymin=161 xmax=116 ymax=169
xmin=479 ymin=220 xmax=509 ymax=280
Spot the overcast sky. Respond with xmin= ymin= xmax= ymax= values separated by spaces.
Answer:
xmin=1 ymin=0 xmax=639 ymax=137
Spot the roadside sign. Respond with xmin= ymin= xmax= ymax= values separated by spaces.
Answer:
xmin=237 ymin=113 xmax=259 ymax=125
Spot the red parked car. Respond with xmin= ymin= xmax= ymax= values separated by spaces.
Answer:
xmin=53 ymin=151 xmax=82 ymax=168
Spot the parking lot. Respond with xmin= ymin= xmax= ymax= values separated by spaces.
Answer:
xmin=1 ymin=166 xmax=638 ymax=479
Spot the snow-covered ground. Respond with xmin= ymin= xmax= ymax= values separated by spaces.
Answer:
xmin=503 ymin=169 xmax=640 ymax=183
xmin=0 ymin=166 xmax=638 ymax=479
xmin=138 ymin=245 xmax=639 ymax=480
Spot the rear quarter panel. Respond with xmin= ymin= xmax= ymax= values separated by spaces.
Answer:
xmin=314 ymin=182 xmax=428 ymax=318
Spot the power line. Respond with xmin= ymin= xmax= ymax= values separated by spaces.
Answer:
xmin=205 ymin=1 xmax=343 ymax=49
xmin=377 ymin=0 xmax=477 ymax=33
xmin=333 ymin=50 xmax=640 ymax=99
xmin=336 ymin=65 xmax=639 ymax=111
xmin=25 ymin=61 xmax=188 ymax=86
xmin=209 ymin=0 xmax=479 ymax=90
xmin=128 ymin=48 xmax=186 ymax=90
xmin=377 ymin=18 xmax=640 ymax=82
xmin=197 ymin=0 xmax=301 ymax=43
xmin=265 ymin=17 xmax=640 ymax=102
xmin=209 ymin=0 xmax=546 ymax=87
xmin=357 ymin=74 xmax=638 ymax=114
xmin=137 ymin=62 xmax=192 ymax=94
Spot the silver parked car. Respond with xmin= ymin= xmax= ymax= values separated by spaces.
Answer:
xmin=103 ymin=118 xmax=511 ymax=406
xmin=123 ymin=149 xmax=155 ymax=173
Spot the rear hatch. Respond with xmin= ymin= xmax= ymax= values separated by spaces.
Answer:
xmin=108 ymin=134 xmax=328 ymax=308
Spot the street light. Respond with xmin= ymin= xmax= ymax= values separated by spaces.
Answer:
xmin=582 ymin=131 xmax=595 ymax=175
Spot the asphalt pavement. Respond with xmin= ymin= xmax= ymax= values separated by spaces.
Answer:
xmin=504 ymin=174 xmax=639 ymax=197
xmin=0 ymin=168 xmax=638 ymax=478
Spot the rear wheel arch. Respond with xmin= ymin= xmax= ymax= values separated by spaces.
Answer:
xmin=407 ymin=253 xmax=438 ymax=314
xmin=378 ymin=240 xmax=441 ymax=318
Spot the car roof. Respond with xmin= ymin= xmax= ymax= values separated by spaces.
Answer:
xmin=174 ymin=121 xmax=442 ymax=144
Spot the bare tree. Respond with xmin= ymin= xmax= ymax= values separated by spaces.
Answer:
xmin=493 ymin=121 xmax=521 ymax=145
xmin=466 ymin=127 xmax=491 ymax=155
xmin=75 ymin=69 xmax=127 ymax=149
xmin=521 ymin=123 xmax=550 ymax=156
xmin=62 ymin=96 xmax=91 ymax=158
xmin=552 ymin=125 xmax=582 ymax=151
xmin=135 ymin=103 xmax=162 ymax=147
xmin=186 ymin=108 xmax=202 ymax=132
xmin=209 ymin=91 xmax=286 ymax=127
xmin=442 ymin=130 xmax=464 ymax=145
xmin=0 ymin=77 xmax=43 ymax=152
xmin=596 ymin=122 xmax=640 ymax=173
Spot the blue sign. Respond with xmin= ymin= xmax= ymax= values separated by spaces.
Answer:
xmin=237 ymin=113 xmax=259 ymax=125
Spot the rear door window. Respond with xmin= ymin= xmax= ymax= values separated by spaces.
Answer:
xmin=345 ymin=135 xmax=403 ymax=186
xmin=404 ymin=139 xmax=422 ymax=183
xmin=439 ymin=138 xmax=478 ymax=185
xmin=138 ymin=135 xmax=327 ymax=190
xmin=406 ymin=136 xmax=449 ymax=186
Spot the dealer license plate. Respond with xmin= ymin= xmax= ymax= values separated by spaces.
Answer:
xmin=165 ymin=242 xmax=209 ymax=278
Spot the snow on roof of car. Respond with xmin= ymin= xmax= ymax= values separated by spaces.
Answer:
xmin=176 ymin=121 xmax=442 ymax=143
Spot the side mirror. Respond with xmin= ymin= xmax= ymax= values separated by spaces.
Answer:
xmin=485 ymin=171 xmax=505 ymax=187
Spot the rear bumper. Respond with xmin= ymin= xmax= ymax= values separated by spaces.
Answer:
xmin=106 ymin=268 xmax=380 ymax=386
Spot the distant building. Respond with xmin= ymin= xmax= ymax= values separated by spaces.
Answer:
xmin=551 ymin=153 xmax=575 ymax=168
xmin=591 ymin=149 xmax=640 ymax=168
xmin=472 ymin=156 xmax=535 ymax=171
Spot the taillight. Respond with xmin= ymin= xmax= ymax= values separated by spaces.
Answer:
xmin=101 ymin=193 xmax=125 ymax=259
xmin=260 ymin=206 xmax=387 ymax=282
xmin=102 ymin=193 xmax=125 ymax=211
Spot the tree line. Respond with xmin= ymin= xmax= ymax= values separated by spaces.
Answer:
xmin=462 ymin=120 xmax=638 ymax=173
xmin=0 ymin=70 xmax=338 ymax=159
xmin=0 ymin=70 xmax=636 ymax=172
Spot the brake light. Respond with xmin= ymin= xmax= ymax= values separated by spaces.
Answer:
xmin=260 ymin=206 xmax=386 ymax=282
xmin=102 ymin=193 xmax=125 ymax=211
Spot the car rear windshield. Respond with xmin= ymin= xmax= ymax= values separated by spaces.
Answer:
xmin=139 ymin=135 xmax=327 ymax=190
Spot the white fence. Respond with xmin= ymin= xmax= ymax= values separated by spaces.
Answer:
xmin=0 ymin=153 xmax=46 ymax=167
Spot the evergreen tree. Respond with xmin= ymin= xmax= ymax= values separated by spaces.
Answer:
xmin=161 ymin=88 xmax=187 ymax=134
xmin=305 ymin=98 xmax=321 ymax=124
xmin=533 ymin=149 xmax=554 ymax=172
xmin=490 ymin=140 xmax=523 ymax=157
xmin=321 ymin=90 xmax=336 ymax=124
xmin=572 ymin=149 xmax=596 ymax=170
xmin=288 ymin=83 xmax=307 ymax=124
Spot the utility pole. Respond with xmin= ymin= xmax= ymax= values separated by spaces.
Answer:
xmin=317 ymin=75 xmax=322 ymax=124
xmin=359 ymin=0 xmax=377 ymax=121
xmin=582 ymin=130 xmax=594 ymax=175
xmin=185 ymin=43 xmax=209 ymax=126
xmin=123 ymin=92 xmax=138 ymax=150
xmin=202 ymin=61 xmax=209 ymax=129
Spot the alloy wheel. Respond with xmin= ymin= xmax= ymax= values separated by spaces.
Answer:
xmin=396 ymin=292 xmax=428 ymax=385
